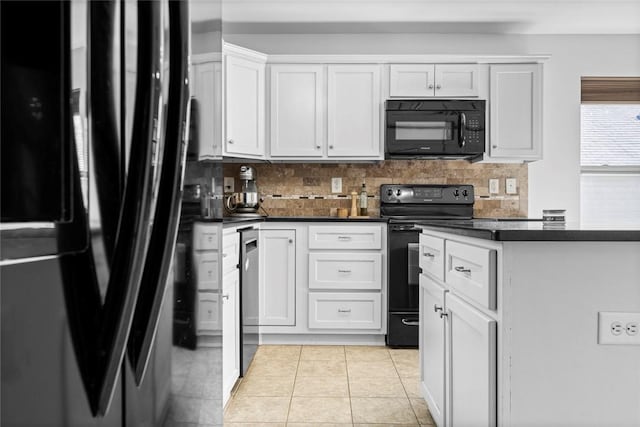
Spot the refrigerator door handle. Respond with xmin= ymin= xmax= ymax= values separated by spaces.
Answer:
xmin=127 ymin=0 xmax=190 ymax=385
xmin=91 ymin=0 xmax=163 ymax=416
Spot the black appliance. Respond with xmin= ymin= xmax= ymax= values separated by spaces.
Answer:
xmin=381 ymin=184 xmax=474 ymax=348
xmin=385 ymin=99 xmax=485 ymax=160
xmin=239 ymin=227 xmax=259 ymax=376
xmin=1 ymin=1 xmax=190 ymax=425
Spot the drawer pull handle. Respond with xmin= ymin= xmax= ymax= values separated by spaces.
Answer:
xmin=434 ymin=305 xmax=443 ymax=313
xmin=337 ymin=309 xmax=351 ymax=313
xmin=337 ymin=269 xmax=352 ymax=273
xmin=454 ymin=266 xmax=471 ymax=274
xmin=337 ymin=236 xmax=352 ymax=240
xmin=222 ymin=294 xmax=229 ymax=300
xmin=423 ymin=252 xmax=435 ymax=258
xmin=439 ymin=311 xmax=448 ymax=319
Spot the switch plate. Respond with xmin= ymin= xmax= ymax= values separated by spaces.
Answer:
xmin=506 ymin=178 xmax=518 ymax=194
xmin=489 ymin=179 xmax=499 ymax=194
xmin=331 ymin=177 xmax=342 ymax=193
xmin=598 ymin=312 xmax=640 ymax=345
xmin=224 ymin=177 xmax=234 ymax=193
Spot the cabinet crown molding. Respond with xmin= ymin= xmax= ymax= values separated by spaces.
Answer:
xmin=267 ymin=53 xmax=550 ymax=64
xmin=223 ymin=41 xmax=268 ymax=63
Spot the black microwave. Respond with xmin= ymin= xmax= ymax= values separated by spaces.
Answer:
xmin=385 ymin=99 xmax=486 ymax=160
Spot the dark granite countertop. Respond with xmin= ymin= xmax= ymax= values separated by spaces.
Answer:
xmin=416 ymin=219 xmax=640 ymax=241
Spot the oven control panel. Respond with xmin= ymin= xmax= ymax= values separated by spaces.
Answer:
xmin=380 ymin=184 xmax=474 ymax=204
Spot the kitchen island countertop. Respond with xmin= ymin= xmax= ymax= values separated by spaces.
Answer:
xmin=415 ymin=219 xmax=640 ymax=241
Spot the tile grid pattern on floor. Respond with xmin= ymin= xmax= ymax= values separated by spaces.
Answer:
xmin=224 ymin=345 xmax=435 ymax=426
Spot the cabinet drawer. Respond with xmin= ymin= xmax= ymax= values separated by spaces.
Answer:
xmin=308 ymin=225 xmax=382 ymax=250
xmin=222 ymin=232 xmax=239 ymax=274
xmin=193 ymin=223 xmax=219 ymax=250
xmin=308 ymin=292 xmax=381 ymax=329
xmin=309 ymin=253 xmax=382 ymax=290
xmin=445 ymin=240 xmax=497 ymax=310
xmin=194 ymin=251 xmax=219 ymax=290
xmin=419 ymin=234 xmax=445 ymax=281
xmin=197 ymin=292 xmax=220 ymax=332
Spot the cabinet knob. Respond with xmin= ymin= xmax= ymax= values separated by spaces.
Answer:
xmin=436 ymin=84 xmax=442 ymax=90
xmin=434 ymin=305 xmax=443 ymax=313
xmin=228 ymin=139 xmax=234 ymax=144
xmin=316 ymin=145 xmax=321 ymax=149
xmin=428 ymin=84 xmax=434 ymax=89
xmin=492 ymin=145 xmax=497 ymax=149
xmin=288 ymin=239 xmax=293 ymax=243
xmin=439 ymin=311 xmax=448 ymax=319
xmin=329 ymin=145 xmax=334 ymax=149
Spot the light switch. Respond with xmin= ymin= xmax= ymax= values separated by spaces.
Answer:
xmin=506 ymin=178 xmax=517 ymax=194
xmin=489 ymin=179 xmax=499 ymax=194
xmin=331 ymin=177 xmax=342 ymax=193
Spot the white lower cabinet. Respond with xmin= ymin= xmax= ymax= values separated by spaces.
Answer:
xmin=259 ymin=229 xmax=296 ymax=326
xmin=222 ymin=268 xmax=239 ymax=405
xmin=420 ymin=230 xmax=497 ymax=427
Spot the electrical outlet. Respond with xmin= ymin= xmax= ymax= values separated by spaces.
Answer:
xmin=331 ymin=177 xmax=342 ymax=193
xmin=489 ymin=179 xmax=499 ymax=194
xmin=598 ymin=312 xmax=640 ymax=345
xmin=224 ymin=177 xmax=234 ymax=193
xmin=506 ymin=178 xmax=518 ymax=194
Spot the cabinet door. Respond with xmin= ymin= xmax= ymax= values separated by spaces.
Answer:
xmin=327 ymin=65 xmax=381 ymax=158
xmin=192 ymin=60 xmax=222 ymax=160
xmin=270 ymin=64 xmax=324 ymax=157
xmin=259 ymin=229 xmax=296 ymax=326
xmin=222 ymin=269 xmax=239 ymax=405
xmin=225 ymin=54 xmax=265 ymax=157
xmin=489 ymin=63 xmax=542 ymax=160
xmin=419 ymin=274 xmax=447 ymax=427
xmin=434 ymin=64 xmax=479 ymax=97
xmin=446 ymin=292 xmax=497 ymax=427
xmin=389 ymin=64 xmax=436 ymax=97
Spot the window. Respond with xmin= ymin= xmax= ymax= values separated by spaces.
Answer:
xmin=580 ymin=77 xmax=640 ymax=226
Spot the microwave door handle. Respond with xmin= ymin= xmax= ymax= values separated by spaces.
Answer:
xmin=459 ymin=112 xmax=466 ymax=148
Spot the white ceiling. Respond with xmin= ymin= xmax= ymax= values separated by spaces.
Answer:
xmin=190 ymin=0 xmax=640 ymax=34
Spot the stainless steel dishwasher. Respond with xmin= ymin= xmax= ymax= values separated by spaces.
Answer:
xmin=239 ymin=227 xmax=259 ymax=376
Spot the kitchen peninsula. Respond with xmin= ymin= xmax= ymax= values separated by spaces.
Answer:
xmin=416 ymin=220 xmax=640 ymax=426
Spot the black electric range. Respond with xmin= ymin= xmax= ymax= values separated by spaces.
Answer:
xmin=380 ymin=184 xmax=474 ymax=348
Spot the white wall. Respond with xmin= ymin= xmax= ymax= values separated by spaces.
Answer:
xmin=224 ymin=33 xmax=640 ymax=221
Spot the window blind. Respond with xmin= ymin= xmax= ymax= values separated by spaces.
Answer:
xmin=581 ymin=77 xmax=640 ymax=103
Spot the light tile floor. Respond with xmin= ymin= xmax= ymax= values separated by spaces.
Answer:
xmin=164 ymin=346 xmax=223 ymax=427
xmin=224 ymin=345 xmax=435 ymax=426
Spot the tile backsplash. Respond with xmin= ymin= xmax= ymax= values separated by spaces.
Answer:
xmin=223 ymin=160 xmax=528 ymax=218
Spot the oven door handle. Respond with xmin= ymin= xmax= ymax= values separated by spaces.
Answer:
xmin=401 ymin=318 xmax=420 ymax=327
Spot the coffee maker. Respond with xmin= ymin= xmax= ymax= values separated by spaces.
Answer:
xmin=226 ymin=165 xmax=262 ymax=216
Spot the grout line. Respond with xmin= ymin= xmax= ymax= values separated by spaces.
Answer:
xmin=344 ymin=345 xmax=354 ymax=425
xmin=284 ymin=345 xmax=303 ymax=424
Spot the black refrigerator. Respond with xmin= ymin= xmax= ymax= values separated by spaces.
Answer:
xmin=1 ymin=0 xmax=190 ymax=425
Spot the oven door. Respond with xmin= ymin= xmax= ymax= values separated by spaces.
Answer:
xmin=386 ymin=110 xmax=461 ymax=156
xmin=387 ymin=223 xmax=421 ymax=348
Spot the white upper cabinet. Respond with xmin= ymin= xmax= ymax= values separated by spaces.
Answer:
xmin=389 ymin=64 xmax=479 ymax=97
xmin=269 ymin=64 xmax=324 ymax=157
xmin=327 ymin=64 xmax=382 ymax=158
xmin=191 ymin=56 xmax=222 ymax=160
xmin=488 ymin=63 xmax=542 ymax=161
xmin=224 ymin=47 xmax=266 ymax=158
